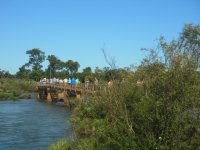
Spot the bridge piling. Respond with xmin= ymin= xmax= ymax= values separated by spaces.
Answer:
xmin=37 ymin=82 xmax=106 ymax=105
xmin=47 ymin=91 xmax=52 ymax=102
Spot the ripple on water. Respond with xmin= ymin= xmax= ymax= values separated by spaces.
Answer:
xmin=0 ymin=99 xmax=72 ymax=150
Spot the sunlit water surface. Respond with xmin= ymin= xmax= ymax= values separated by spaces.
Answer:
xmin=0 ymin=99 xmax=72 ymax=150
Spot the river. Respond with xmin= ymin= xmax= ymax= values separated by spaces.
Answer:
xmin=0 ymin=99 xmax=72 ymax=150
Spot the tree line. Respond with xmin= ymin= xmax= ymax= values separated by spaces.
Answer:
xmin=0 ymin=49 xmax=132 ymax=83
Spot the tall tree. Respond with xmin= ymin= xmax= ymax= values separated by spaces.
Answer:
xmin=0 ymin=69 xmax=13 ymax=78
xmin=26 ymin=48 xmax=45 ymax=71
xmin=47 ymin=55 xmax=64 ymax=77
xmin=82 ymin=67 xmax=93 ymax=81
xmin=160 ymin=24 xmax=200 ymax=70
xmin=65 ymin=60 xmax=80 ymax=75
xmin=16 ymin=65 xmax=31 ymax=79
xmin=179 ymin=24 xmax=200 ymax=68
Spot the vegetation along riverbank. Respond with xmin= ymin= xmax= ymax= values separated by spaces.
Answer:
xmin=0 ymin=24 xmax=200 ymax=149
xmin=0 ymin=78 xmax=37 ymax=100
xmin=49 ymin=24 xmax=200 ymax=149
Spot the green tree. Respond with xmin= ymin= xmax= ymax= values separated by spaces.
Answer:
xmin=65 ymin=60 xmax=80 ymax=75
xmin=82 ymin=67 xmax=93 ymax=82
xmin=24 ymin=48 xmax=46 ymax=80
xmin=94 ymin=67 xmax=106 ymax=83
xmin=160 ymin=24 xmax=200 ymax=70
xmin=0 ymin=69 xmax=13 ymax=78
xmin=29 ymin=70 xmax=44 ymax=81
xmin=130 ymin=24 xmax=200 ymax=149
xmin=47 ymin=55 xmax=64 ymax=78
xmin=16 ymin=65 xmax=31 ymax=79
xmin=179 ymin=24 xmax=200 ymax=69
xmin=26 ymin=48 xmax=46 ymax=71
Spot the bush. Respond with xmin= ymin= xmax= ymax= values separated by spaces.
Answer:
xmin=51 ymin=24 xmax=200 ymax=149
xmin=0 ymin=78 xmax=36 ymax=100
xmin=48 ymin=139 xmax=72 ymax=150
xmin=0 ymin=92 xmax=18 ymax=100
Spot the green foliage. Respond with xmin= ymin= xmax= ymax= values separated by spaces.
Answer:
xmin=0 ymin=78 xmax=37 ymax=99
xmin=16 ymin=48 xmax=46 ymax=80
xmin=159 ymin=24 xmax=200 ymax=70
xmin=15 ymin=47 xmax=130 ymax=82
xmin=82 ymin=67 xmax=93 ymax=82
xmin=47 ymin=55 xmax=64 ymax=76
xmin=65 ymin=60 xmax=80 ymax=75
xmin=56 ymin=24 xmax=200 ymax=149
xmin=29 ymin=70 xmax=44 ymax=81
xmin=0 ymin=92 xmax=18 ymax=100
xmin=16 ymin=65 xmax=31 ymax=79
xmin=0 ymin=69 xmax=13 ymax=78
xmin=26 ymin=48 xmax=46 ymax=71
xmin=48 ymin=138 xmax=72 ymax=150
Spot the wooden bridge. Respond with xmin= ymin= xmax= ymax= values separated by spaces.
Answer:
xmin=37 ymin=82 xmax=106 ymax=105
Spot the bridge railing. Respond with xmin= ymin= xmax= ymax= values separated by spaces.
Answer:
xmin=37 ymin=82 xmax=108 ymax=93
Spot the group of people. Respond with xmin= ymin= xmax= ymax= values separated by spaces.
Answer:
xmin=40 ymin=77 xmax=81 ymax=86
xmin=40 ymin=77 xmax=115 ymax=89
xmin=64 ymin=78 xmax=81 ymax=86
xmin=40 ymin=78 xmax=63 ymax=84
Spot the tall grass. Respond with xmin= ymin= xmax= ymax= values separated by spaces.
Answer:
xmin=48 ymin=139 xmax=72 ymax=150
xmin=0 ymin=78 xmax=37 ymax=99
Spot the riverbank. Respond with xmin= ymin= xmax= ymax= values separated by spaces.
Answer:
xmin=0 ymin=78 xmax=37 ymax=100
xmin=0 ymin=92 xmax=32 ymax=100
xmin=0 ymin=92 xmax=18 ymax=100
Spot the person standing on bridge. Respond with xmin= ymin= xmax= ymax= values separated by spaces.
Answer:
xmin=68 ymin=78 xmax=72 ymax=87
xmin=71 ymin=78 xmax=76 ymax=89
xmin=94 ymin=77 xmax=98 ymax=90
xmin=76 ymin=78 xmax=80 ymax=86
xmin=108 ymin=80 xmax=113 ymax=88
xmin=53 ymin=77 xmax=56 ymax=84
xmin=50 ymin=78 xmax=53 ymax=84
xmin=63 ymin=78 xmax=68 ymax=85
xmin=85 ymin=78 xmax=89 ymax=90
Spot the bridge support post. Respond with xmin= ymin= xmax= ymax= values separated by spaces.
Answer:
xmin=37 ymin=93 xmax=40 ymax=99
xmin=37 ymin=87 xmax=48 ymax=100
xmin=47 ymin=91 xmax=52 ymax=102
xmin=58 ymin=91 xmax=69 ymax=106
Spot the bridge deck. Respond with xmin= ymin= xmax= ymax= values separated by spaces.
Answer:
xmin=37 ymin=83 xmax=106 ymax=93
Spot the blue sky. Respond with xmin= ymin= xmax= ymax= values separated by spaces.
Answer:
xmin=0 ymin=0 xmax=199 ymax=74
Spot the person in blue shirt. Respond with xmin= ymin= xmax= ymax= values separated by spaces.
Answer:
xmin=71 ymin=78 xmax=76 ymax=88
xmin=71 ymin=78 xmax=76 ymax=84
xmin=68 ymin=78 xmax=71 ymax=86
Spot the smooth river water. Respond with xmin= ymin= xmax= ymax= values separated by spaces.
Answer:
xmin=0 ymin=99 xmax=72 ymax=150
